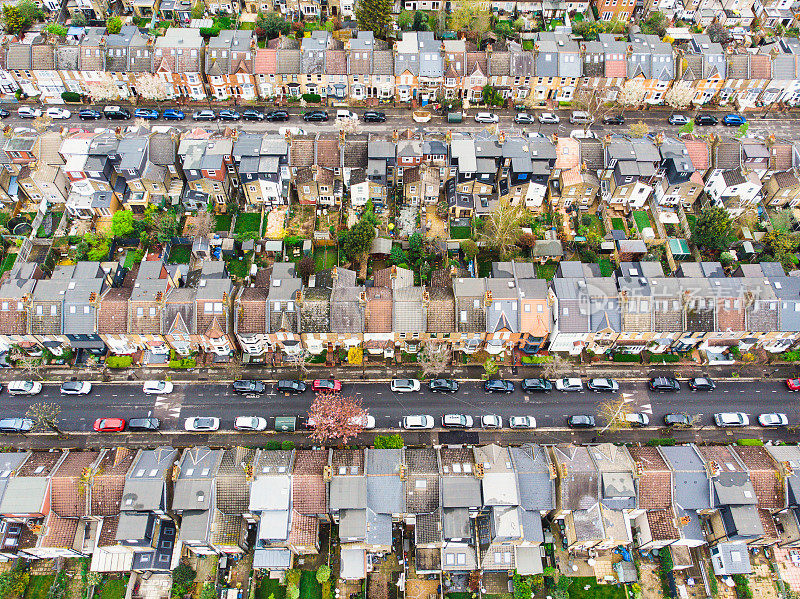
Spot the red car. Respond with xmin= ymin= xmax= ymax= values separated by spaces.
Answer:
xmin=787 ymin=379 xmax=800 ymax=391
xmin=93 ymin=418 xmax=126 ymax=432
xmin=312 ymin=379 xmax=341 ymax=393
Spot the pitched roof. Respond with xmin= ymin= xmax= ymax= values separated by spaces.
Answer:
xmin=627 ymin=446 xmax=672 ymax=510
xmin=365 ymin=286 xmax=392 ymax=333
xmin=236 ymin=287 xmax=267 ymax=335
xmin=732 ymin=446 xmax=784 ymax=511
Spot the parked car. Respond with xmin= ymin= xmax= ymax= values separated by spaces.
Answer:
xmin=184 ymin=416 xmax=220 ymax=431
xmin=722 ymin=113 xmax=747 ymax=126
xmin=128 ymin=417 xmax=161 ymax=431
xmin=568 ymin=415 xmax=596 ymax=428
xmin=786 ymin=378 xmax=800 ymax=391
xmin=0 ymin=418 xmax=33 ymax=433
xmin=428 ymin=379 xmax=458 ymax=393
xmin=242 ymin=109 xmax=265 ymax=121
xmin=758 ymin=413 xmax=788 ymax=427
xmin=350 ymin=414 xmax=375 ymax=429
xmin=192 ymin=110 xmax=217 ymax=121
xmin=312 ymin=378 xmax=341 ymax=392
xmin=514 ymin=113 xmax=534 ymax=124
xmin=363 ymin=111 xmax=386 ymax=122
xmin=602 ymin=114 xmax=625 ymax=125
xmin=46 ymin=107 xmax=71 ymax=119
xmin=481 ymin=415 xmax=502 ymax=429
xmin=625 ymin=413 xmax=650 ymax=427
xmin=103 ymin=105 xmax=130 ymax=120
xmin=78 ymin=108 xmax=102 ymax=120
xmin=94 ymin=418 xmax=126 ymax=432
xmin=588 ymin=378 xmax=619 ymax=392
xmin=276 ymin=380 xmax=306 ymax=394
xmin=7 ymin=381 xmax=42 ymax=395
xmin=664 ymin=413 xmax=693 ymax=428
xmin=303 ymin=110 xmax=329 ymax=122
xmin=695 ymin=114 xmax=718 ymax=126
xmin=441 ymin=414 xmax=473 ymax=428
xmin=134 ymin=108 xmax=159 ymax=120
xmin=234 ymin=416 xmax=268 ymax=431
xmin=668 ymin=114 xmax=690 ymax=126
xmin=390 ymin=378 xmax=421 ymax=393
xmin=538 ymin=112 xmax=560 ymax=124
xmin=336 ymin=109 xmax=358 ymax=121
xmin=162 ymin=108 xmax=185 ymax=121
xmin=17 ymin=106 xmax=41 ymax=119
xmin=521 ymin=378 xmax=552 ymax=392
xmin=232 ymin=380 xmax=266 ymax=394
xmin=714 ymin=412 xmax=749 ymax=427
xmin=689 ymin=377 xmax=716 ymax=391
xmin=142 ymin=380 xmax=173 ymax=395
xmin=60 ymin=381 xmax=92 ymax=395
xmin=555 ymin=378 xmax=583 ymax=392
xmin=402 ymin=415 xmax=434 ymax=430
xmin=483 ymin=379 xmax=514 ymax=393
xmin=218 ymin=109 xmax=240 ymax=121
xmin=648 ymin=377 xmax=680 ymax=392
xmin=474 ymin=112 xmax=499 ymax=123
xmin=0 ymin=109 xmax=10 ymax=118
xmin=509 ymin=416 xmax=536 ymax=429
xmin=266 ymin=110 xmax=290 ymax=122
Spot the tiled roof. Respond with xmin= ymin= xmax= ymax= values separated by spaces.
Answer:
xmin=292 ymin=450 xmax=327 ymax=514
xmin=750 ymin=53 xmax=772 ymax=79
xmin=646 ymin=509 xmax=679 ymax=540
xmin=426 ymin=286 xmax=455 ymax=333
xmin=52 ymin=451 xmax=100 ymax=518
xmin=343 ymin=136 xmax=368 ymax=168
xmin=91 ymin=448 xmax=135 ymax=516
xmin=714 ymin=138 xmax=741 ymax=170
xmin=315 ymin=137 xmax=340 ymax=169
xmin=372 ymin=50 xmax=393 ymax=75
xmin=732 ymin=446 xmax=783 ymax=510
xmin=682 ymin=137 xmax=710 ymax=171
xmin=288 ymin=510 xmax=318 ymax=546
xmin=41 ymin=514 xmax=80 ymax=548
xmin=254 ymin=48 xmax=277 ymax=74
xmin=774 ymin=169 xmax=800 ymax=189
xmin=466 ymin=52 xmax=488 ymax=76
xmin=290 ymin=137 xmax=315 ymax=168
xmin=489 ymin=52 xmax=510 ymax=76
xmin=326 ymin=50 xmax=347 ymax=75
xmin=365 ymin=287 xmax=392 ymax=333
xmin=627 ymin=446 xmax=672 ymax=510
xmin=217 ymin=447 xmax=255 ymax=514
xmin=237 ymin=287 xmax=267 ymax=335
xmin=771 ymin=141 xmax=793 ymax=170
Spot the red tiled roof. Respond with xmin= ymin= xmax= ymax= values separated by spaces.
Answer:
xmin=98 ymin=287 xmax=131 ymax=335
xmin=237 ymin=287 xmax=268 ymax=335
xmin=326 ymin=50 xmax=347 ymax=75
xmin=682 ymin=137 xmax=710 ymax=171
xmin=365 ymin=287 xmax=392 ymax=333
xmin=288 ymin=510 xmax=318 ymax=547
xmin=732 ymin=446 xmax=784 ymax=510
xmin=254 ymin=48 xmax=277 ymax=75
xmin=41 ymin=514 xmax=80 ymax=548
xmin=750 ymin=54 xmax=772 ymax=80
xmin=627 ymin=446 xmax=672 ymax=510
xmin=646 ymin=509 xmax=679 ymax=541
xmin=292 ymin=474 xmax=326 ymax=514
xmin=315 ymin=138 xmax=340 ymax=170
xmin=605 ymin=58 xmax=627 ymax=79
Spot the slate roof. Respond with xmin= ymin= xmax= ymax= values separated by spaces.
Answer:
xmin=715 ymin=138 xmax=741 ymax=170
xmin=627 ymin=446 xmax=672 ymax=510
xmin=511 ymin=444 xmax=555 ymax=512
xmin=551 ymin=445 xmax=598 ymax=512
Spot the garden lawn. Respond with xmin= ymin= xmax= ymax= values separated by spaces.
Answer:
xmin=536 ymin=261 xmax=557 ymax=281
xmin=0 ymin=253 xmax=17 ymax=274
xmin=214 ymin=214 xmax=232 ymax=233
xmin=446 ymin=594 xmax=472 ymax=599
xmin=234 ymin=212 xmax=262 ymax=236
xmin=256 ymin=578 xmax=287 ymax=599
xmin=599 ymin=258 xmax=613 ymax=277
xmin=225 ymin=253 xmax=252 ymax=279
xmin=314 ymin=247 xmax=337 ymax=271
xmin=449 ymin=225 xmax=472 ymax=240
xmin=583 ymin=214 xmax=605 ymax=237
xmin=123 ymin=250 xmax=138 ymax=270
xmin=37 ymin=212 xmax=63 ymax=238
xmin=633 ymin=210 xmax=652 ymax=232
xmin=99 ymin=578 xmax=128 ymax=599
xmin=565 ymin=578 xmax=626 ymax=599
xmin=168 ymin=245 xmax=191 ymax=264
xmin=25 ymin=575 xmax=55 ymax=599
xmin=299 ymin=570 xmax=322 ymax=599
xmin=611 ymin=217 xmax=626 ymax=231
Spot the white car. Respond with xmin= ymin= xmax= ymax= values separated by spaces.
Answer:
xmin=184 ymin=416 xmax=220 ymax=431
xmin=587 ymin=378 xmax=619 ymax=392
xmin=758 ymin=413 xmax=788 ymax=427
xmin=17 ymin=106 xmax=42 ymax=119
xmin=569 ymin=129 xmax=597 ymax=139
xmin=441 ymin=414 xmax=473 ymax=428
xmin=474 ymin=112 xmax=499 ymax=123
xmin=481 ymin=415 xmax=502 ymax=429
xmin=625 ymin=413 xmax=650 ymax=427
xmin=555 ymin=378 xmax=584 ymax=392
xmin=234 ymin=416 xmax=268 ymax=431
xmin=60 ymin=381 xmax=92 ymax=395
xmin=143 ymin=380 xmax=174 ymax=395
xmin=402 ymin=415 xmax=434 ymax=430
xmin=350 ymin=414 xmax=376 ymax=429
xmin=714 ymin=412 xmax=749 ymax=427
xmin=390 ymin=378 xmax=421 ymax=393
xmin=46 ymin=107 xmax=71 ymax=119
xmin=509 ymin=416 xmax=536 ymax=429
xmin=7 ymin=380 xmax=42 ymax=395
xmin=538 ymin=112 xmax=560 ymax=124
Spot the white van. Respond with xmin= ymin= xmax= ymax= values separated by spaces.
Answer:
xmin=336 ymin=109 xmax=358 ymax=121
xmin=569 ymin=111 xmax=592 ymax=124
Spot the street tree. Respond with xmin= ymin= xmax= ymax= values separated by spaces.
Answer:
xmin=692 ymin=206 xmax=736 ymax=253
xmin=597 ymin=394 xmax=633 ymax=433
xmin=134 ymin=73 xmax=171 ymax=103
xmin=480 ymin=199 xmax=524 ymax=258
xmin=418 ymin=342 xmax=451 ymax=377
xmin=664 ymin=81 xmax=694 ymax=113
xmin=542 ymin=354 xmax=570 ymax=379
xmin=87 ymin=73 xmax=121 ymax=103
xmin=26 ymin=402 xmax=65 ymax=436
xmin=617 ymin=79 xmax=647 ymax=115
xmin=482 ymin=356 xmax=499 ymax=379
xmin=106 ymin=15 xmax=122 ymax=34
xmin=307 ymin=392 xmax=368 ymax=445
xmin=628 ymin=121 xmax=650 ymax=138
xmin=355 ymin=0 xmax=392 ymax=39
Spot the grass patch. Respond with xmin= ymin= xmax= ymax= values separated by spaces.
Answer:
xmin=168 ymin=245 xmax=191 ymax=264
xmin=599 ymin=258 xmax=613 ymax=277
xmin=299 ymin=570 xmax=321 ymax=599
xmin=687 ymin=214 xmax=697 ymax=229
xmin=99 ymin=578 xmax=128 ymax=599
xmin=25 ymin=575 xmax=55 ymax=599
xmin=583 ymin=214 xmax=605 ymax=238
xmin=37 ymin=211 xmax=63 ymax=238
xmin=611 ymin=217 xmax=626 ymax=231
xmin=238 ymin=20 xmax=255 ymax=29
xmin=123 ymin=250 xmax=138 ymax=270
xmin=446 ymin=594 xmax=472 ymax=599
xmin=449 ymin=225 xmax=472 ymax=240
xmin=0 ymin=253 xmax=16 ymax=274
xmin=522 ymin=40 xmax=534 ymax=50
xmin=225 ymin=252 xmax=252 ymax=279
xmin=536 ymin=261 xmax=558 ymax=281
xmin=632 ymin=210 xmax=652 ymax=232
xmin=214 ymin=214 xmax=232 ymax=232
xmin=314 ymin=247 xmax=337 ymax=271
xmin=567 ymin=578 xmax=626 ymax=599
xmin=234 ymin=212 xmax=262 ymax=236
xmin=256 ymin=579 xmax=287 ymax=599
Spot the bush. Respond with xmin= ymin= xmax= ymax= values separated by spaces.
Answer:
xmin=321 ymin=581 xmax=332 ymax=599
xmin=281 ymin=440 xmax=295 ymax=450
xmin=263 ymin=440 xmax=281 ymax=450
xmin=61 ymin=91 xmax=81 ymax=103
xmin=302 ymin=93 xmax=321 ymax=103
xmin=780 ymin=350 xmax=800 ymax=362
xmin=171 ymin=564 xmax=196 ymax=598
xmin=520 ymin=355 xmax=553 ymax=364
xmin=646 ymin=437 xmax=677 ymax=446
xmin=106 ymin=355 xmax=133 ymax=368
xmin=647 ymin=353 xmax=680 ymax=363
xmin=316 ymin=566 xmax=331 ymax=584
xmin=732 ymin=575 xmax=752 ymax=599
xmin=200 ymin=584 xmax=216 ymax=599
xmin=612 ymin=353 xmax=641 ymax=362
xmin=736 ymin=439 xmax=765 ymax=446
xmin=374 ymin=434 xmax=404 ymax=449
xmin=168 ymin=358 xmax=196 ymax=369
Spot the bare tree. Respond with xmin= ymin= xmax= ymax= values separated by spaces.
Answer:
xmin=542 ymin=354 xmax=571 ymax=379
xmin=417 ymin=342 xmax=451 ymax=378
xmin=307 ymin=392 xmax=368 ymax=445
xmin=19 ymin=358 xmax=44 ymax=381
xmin=597 ymin=394 xmax=633 ymax=433
xmin=480 ymin=199 xmax=524 ymax=259
xmin=26 ymin=402 xmax=65 ymax=437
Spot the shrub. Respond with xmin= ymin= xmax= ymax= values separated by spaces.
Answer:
xmin=168 ymin=358 xmax=196 ymax=369
xmin=646 ymin=437 xmax=677 ymax=446
xmin=106 ymin=355 xmax=133 ymax=368
xmin=316 ymin=566 xmax=331 ymax=584
xmin=781 ymin=350 xmax=800 ymax=362
xmin=731 ymin=575 xmax=752 ymax=599
xmin=171 ymin=564 xmax=196 ymax=598
xmin=302 ymin=93 xmax=321 ymax=103
xmin=736 ymin=439 xmax=765 ymax=446
xmin=374 ymin=434 xmax=404 ymax=449
xmin=263 ymin=440 xmax=281 ymax=450
xmin=281 ymin=440 xmax=295 ymax=450
xmin=612 ymin=353 xmax=641 ymax=363
xmin=200 ymin=584 xmax=216 ymax=599
xmin=648 ymin=353 xmax=680 ymax=363
xmin=61 ymin=91 xmax=81 ymax=103
xmin=321 ymin=582 xmax=332 ymax=599
xmin=520 ymin=355 xmax=553 ymax=364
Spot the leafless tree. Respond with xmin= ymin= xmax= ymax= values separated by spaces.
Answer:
xmin=597 ymin=394 xmax=633 ymax=433
xmin=542 ymin=354 xmax=571 ymax=379
xmin=26 ymin=402 xmax=65 ymax=437
xmin=418 ymin=342 xmax=452 ymax=378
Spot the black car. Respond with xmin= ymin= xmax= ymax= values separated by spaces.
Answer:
xmin=128 ymin=417 xmax=161 ymax=431
xmin=0 ymin=109 xmax=10 ymax=118
xmin=664 ymin=413 xmax=692 ymax=428
xmin=648 ymin=376 xmax=681 ymax=392
xmin=521 ymin=378 xmax=552 ymax=392
xmin=103 ymin=105 xmax=131 ymax=120
xmin=242 ymin=109 xmax=265 ymax=121
xmin=695 ymin=114 xmax=718 ymax=126
xmin=429 ymin=379 xmax=459 ymax=393
xmin=303 ymin=110 xmax=329 ymax=122
xmin=192 ymin=110 xmax=217 ymax=121
xmin=0 ymin=418 xmax=33 ymax=433
xmin=276 ymin=380 xmax=307 ymax=394
xmin=602 ymin=115 xmax=625 ymax=125
xmin=218 ymin=109 xmax=241 ymax=121
xmin=688 ymin=377 xmax=716 ymax=391
xmin=79 ymin=108 xmax=102 ymax=120
xmin=232 ymin=380 xmax=266 ymax=394
xmin=265 ymin=110 xmax=290 ymax=122
xmin=568 ymin=415 xmax=596 ymax=428
xmin=363 ymin=111 xmax=386 ymax=122
xmin=484 ymin=379 xmax=514 ymax=393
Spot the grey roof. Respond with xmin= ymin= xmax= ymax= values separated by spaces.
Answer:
xmin=177 ymin=509 xmax=213 ymax=543
xmin=172 ymin=447 xmax=223 ymax=511
xmin=711 ymin=543 xmax=753 ymax=575
xmin=659 ymin=445 xmax=712 ymax=510
xmin=115 ymin=512 xmax=151 ymax=541
xmin=329 ymin=476 xmax=367 ymax=510
xmin=121 ymin=447 xmax=178 ymax=511
xmin=511 ymin=445 xmax=555 ymax=512
xmin=441 ymin=477 xmax=482 ymax=509
xmin=0 ymin=453 xmax=30 ymax=507
xmin=0 ymin=477 xmax=49 ymax=514
xmin=442 ymin=507 xmax=471 ymax=540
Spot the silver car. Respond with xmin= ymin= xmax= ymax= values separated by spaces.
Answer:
xmin=390 ymin=378 xmax=421 ymax=393
xmin=714 ymin=412 xmax=749 ymax=427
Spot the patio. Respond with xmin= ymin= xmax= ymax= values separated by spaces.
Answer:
xmin=774 ymin=548 xmax=800 ymax=591
xmin=405 ymin=578 xmax=439 ymax=599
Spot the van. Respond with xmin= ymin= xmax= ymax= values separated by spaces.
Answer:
xmin=103 ymin=105 xmax=131 ymax=120
xmin=336 ymin=109 xmax=358 ymax=121
xmin=569 ymin=110 xmax=592 ymax=124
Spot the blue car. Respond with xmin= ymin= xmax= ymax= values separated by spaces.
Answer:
xmin=163 ymin=109 xmax=185 ymax=121
xmin=134 ymin=108 xmax=159 ymax=120
xmin=722 ymin=114 xmax=747 ymax=126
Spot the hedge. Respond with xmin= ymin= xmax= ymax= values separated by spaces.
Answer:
xmin=520 ymin=355 xmax=553 ymax=364
xmin=168 ymin=358 xmax=196 ymax=369
xmin=302 ymin=93 xmax=321 ymax=103
xmin=61 ymin=91 xmax=81 ymax=103
xmin=648 ymin=353 xmax=680 ymax=363
xmin=780 ymin=350 xmax=800 ymax=362
xmin=612 ymin=353 xmax=641 ymax=363
xmin=736 ymin=439 xmax=765 ymax=446
xmin=646 ymin=437 xmax=677 ymax=446
xmin=106 ymin=356 xmax=133 ymax=368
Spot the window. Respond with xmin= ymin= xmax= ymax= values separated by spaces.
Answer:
xmin=524 ymin=304 xmax=531 ymax=313
xmin=137 ymin=307 xmax=143 ymax=317
xmin=36 ymin=306 xmax=42 ymax=316
xmin=537 ymin=305 xmax=543 ymax=313
xmin=70 ymin=306 xmax=76 ymax=314
xmin=50 ymin=306 xmax=56 ymax=316
xmin=149 ymin=307 xmax=156 ymax=317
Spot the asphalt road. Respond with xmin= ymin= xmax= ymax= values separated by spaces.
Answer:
xmin=4 ymin=378 xmax=800 ymax=434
